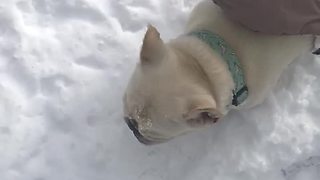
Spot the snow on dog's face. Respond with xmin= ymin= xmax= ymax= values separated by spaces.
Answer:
xmin=123 ymin=26 xmax=221 ymax=145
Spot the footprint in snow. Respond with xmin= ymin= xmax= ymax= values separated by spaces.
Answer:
xmin=40 ymin=74 xmax=74 ymax=96
xmin=31 ymin=0 xmax=106 ymax=22
xmin=282 ymin=156 xmax=320 ymax=180
xmin=75 ymin=55 xmax=106 ymax=70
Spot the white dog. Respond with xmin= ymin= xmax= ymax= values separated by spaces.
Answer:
xmin=123 ymin=1 xmax=313 ymax=145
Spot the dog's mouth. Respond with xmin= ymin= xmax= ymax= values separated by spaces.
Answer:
xmin=124 ymin=117 xmax=166 ymax=145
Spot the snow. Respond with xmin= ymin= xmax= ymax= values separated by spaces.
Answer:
xmin=0 ymin=0 xmax=319 ymax=180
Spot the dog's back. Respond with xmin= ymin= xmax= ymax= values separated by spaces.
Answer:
xmin=185 ymin=1 xmax=313 ymax=107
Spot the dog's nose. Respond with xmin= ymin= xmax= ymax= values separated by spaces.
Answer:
xmin=124 ymin=117 xmax=155 ymax=145
xmin=124 ymin=117 xmax=138 ymax=132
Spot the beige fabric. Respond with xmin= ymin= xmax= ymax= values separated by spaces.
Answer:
xmin=213 ymin=0 xmax=320 ymax=35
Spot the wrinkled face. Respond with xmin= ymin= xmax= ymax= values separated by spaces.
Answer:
xmin=123 ymin=25 xmax=221 ymax=145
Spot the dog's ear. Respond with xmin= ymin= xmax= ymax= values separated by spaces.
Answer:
xmin=185 ymin=108 xmax=221 ymax=127
xmin=140 ymin=25 xmax=165 ymax=64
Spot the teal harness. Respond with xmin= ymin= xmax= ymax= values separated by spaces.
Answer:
xmin=189 ymin=30 xmax=248 ymax=106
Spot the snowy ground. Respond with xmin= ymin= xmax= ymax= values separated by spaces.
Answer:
xmin=0 ymin=0 xmax=320 ymax=180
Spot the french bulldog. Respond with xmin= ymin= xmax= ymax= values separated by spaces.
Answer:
xmin=123 ymin=1 xmax=313 ymax=145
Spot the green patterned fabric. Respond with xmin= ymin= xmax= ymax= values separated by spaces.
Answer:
xmin=189 ymin=30 xmax=248 ymax=106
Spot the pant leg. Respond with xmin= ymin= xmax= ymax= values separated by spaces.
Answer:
xmin=213 ymin=0 xmax=320 ymax=35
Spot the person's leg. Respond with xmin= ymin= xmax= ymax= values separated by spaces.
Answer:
xmin=213 ymin=0 xmax=320 ymax=35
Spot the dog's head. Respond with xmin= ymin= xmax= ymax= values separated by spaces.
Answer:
xmin=123 ymin=25 xmax=222 ymax=145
